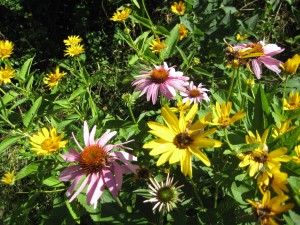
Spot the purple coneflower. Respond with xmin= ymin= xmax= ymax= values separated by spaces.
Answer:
xmin=59 ymin=121 xmax=138 ymax=208
xmin=132 ymin=62 xmax=189 ymax=104
xmin=180 ymin=81 xmax=210 ymax=104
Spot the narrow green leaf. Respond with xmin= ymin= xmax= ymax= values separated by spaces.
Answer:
xmin=130 ymin=13 xmax=152 ymax=28
xmin=26 ymin=75 xmax=34 ymax=92
xmin=132 ymin=0 xmax=140 ymax=8
xmin=15 ymin=57 xmax=34 ymax=82
xmin=1 ymin=90 xmax=18 ymax=105
xmin=23 ymin=96 xmax=42 ymax=127
xmin=65 ymin=201 xmax=80 ymax=223
xmin=68 ymin=86 xmax=86 ymax=101
xmin=160 ymin=25 xmax=179 ymax=60
xmin=0 ymin=135 xmax=23 ymax=153
xmin=43 ymin=176 xmax=65 ymax=187
xmin=270 ymin=126 xmax=300 ymax=151
xmin=176 ymin=46 xmax=189 ymax=66
xmin=15 ymin=161 xmax=41 ymax=180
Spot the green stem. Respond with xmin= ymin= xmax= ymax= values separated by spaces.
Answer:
xmin=115 ymin=196 xmax=130 ymax=213
xmin=128 ymin=104 xmax=137 ymax=123
xmin=224 ymin=129 xmax=234 ymax=151
xmin=190 ymin=178 xmax=204 ymax=209
xmin=158 ymin=211 xmax=164 ymax=225
xmin=214 ymin=183 xmax=219 ymax=209
xmin=282 ymin=75 xmax=288 ymax=116
xmin=226 ymin=67 xmax=236 ymax=102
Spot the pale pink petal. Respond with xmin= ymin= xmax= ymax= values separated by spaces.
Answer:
xmin=252 ymin=59 xmax=262 ymax=79
xmin=62 ymin=148 xmax=80 ymax=162
xmin=112 ymin=162 xmax=123 ymax=190
xmin=86 ymin=173 xmax=100 ymax=205
xmin=160 ymin=84 xmax=174 ymax=100
xmin=103 ymin=168 xmax=118 ymax=197
xmin=66 ymin=172 xmax=84 ymax=197
xmin=69 ymin=174 xmax=91 ymax=202
xmin=113 ymin=151 xmax=138 ymax=173
xmin=263 ymin=44 xmax=284 ymax=56
xmin=89 ymin=125 xmax=97 ymax=146
xmin=104 ymin=140 xmax=134 ymax=152
xmin=259 ymin=56 xmax=282 ymax=73
xmin=59 ymin=165 xmax=82 ymax=181
xmin=84 ymin=121 xmax=90 ymax=147
xmin=72 ymin=132 xmax=83 ymax=151
xmin=90 ymin=175 xmax=105 ymax=208
xmin=96 ymin=130 xmax=117 ymax=147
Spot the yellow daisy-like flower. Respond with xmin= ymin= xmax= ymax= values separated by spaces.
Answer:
xmin=0 ymin=40 xmax=14 ymax=60
xmin=149 ymin=36 xmax=167 ymax=54
xmin=245 ymin=78 xmax=255 ymax=88
xmin=0 ymin=66 xmax=15 ymax=84
xmin=44 ymin=66 xmax=67 ymax=89
xmin=238 ymin=129 xmax=291 ymax=177
xmin=171 ymin=1 xmax=186 ymax=15
xmin=64 ymin=44 xmax=84 ymax=57
xmin=283 ymin=91 xmax=300 ymax=110
xmin=246 ymin=191 xmax=294 ymax=225
xmin=178 ymin=24 xmax=188 ymax=41
xmin=63 ymin=35 xmax=82 ymax=46
xmin=272 ymin=120 xmax=296 ymax=138
xmin=210 ymin=102 xmax=246 ymax=128
xmin=170 ymin=99 xmax=191 ymax=114
xmin=110 ymin=8 xmax=132 ymax=22
xmin=282 ymin=54 xmax=300 ymax=75
xmin=257 ymin=168 xmax=289 ymax=195
xmin=143 ymin=104 xmax=222 ymax=178
xmin=30 ymin=127 xmax=67 ymax=156
xmin=1 ymin=170 xmax=15 ymax=185
xmin=292 ymin=145 xmax=300 ymax=164
xmin=236 ymin=34 xmax=248 ymax=41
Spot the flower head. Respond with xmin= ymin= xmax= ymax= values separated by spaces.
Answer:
xmin=132 ymin=62 xmax=189 ymax=105
xmin=1 ymin=170 xmax=15 ymax=185
xmin=64 ymin=44 xmax=84 ymax=57
xmin=149 ymin=36 xmax=167 ymax=54
xmin=180 ymin=81 xmax=210 ymax=104
xmin=170 ymin=99 xmax=191 ymax=115
xmin=178 ymin=24 xmax=188 ymax=41
xmin=30 ymin=127 xmax=67 ymax=156
xmin=0 ymin=40 xmax=14 ymax=59
xmin=63 ymin=35 xmax=83 ymax=46
xmin=143 ymin=174 xmax=183 ymax=213
xmin=210 ymin=102 xmax=246 ymax=128
xmin=143 ymin=104 xmax=221 ymax=177
xmin=247 ymin=191 xmax=294 ymax=225
xmin=110 ymin=8 xmax=132 ymax=22
xmin=236 ymin=34 xmax=248 ymax=41
xmin=282 ymin=54 xmax=300 ymax=75
xmin=292 ymin=145 xmax=300 ymax=164
xmin=59 ymin=121 xmax=138 ymax=208
xmin=171 ymin=1 xmax=186 ymax=15
xmin=283 ymin=91 xmax=300 ymax=110
xmin=44 ymin=66 xmax=67 ymax=89
xmin=0 ymin=66 xmax=15 ymax=84
xmin=272 ymin=120 xmax=296 ymax=138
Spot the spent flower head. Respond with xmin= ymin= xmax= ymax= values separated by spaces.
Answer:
xmin=110 ymin=8 xmax=132 ymax=22
xmin=171 ymin=1 xmax=186 ymax=15
xmin=44 ymin=66 xmax=67 ymax=89
xmin=0 ymin=40 xmax=14 ymax=60
xmin=1 ymin=170 xmax=15 ymax=185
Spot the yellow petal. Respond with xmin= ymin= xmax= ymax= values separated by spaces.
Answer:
xmin=185 ymin=103 xmax=198 ymax=122
xmin=189 ymin=147 xmax=211 ymax=166
xmin=147 ymin=122 xmax=175 ymax=142
xmin=249 ymin=162 xmax=259 ymax=177
xmin=161 ymin=105 xmax=180 ymax=133
xmin=157 ymin=150 xmax=174 ymax=166
xmin=169 ymin=149 xmax=182 ymax=164
xmin=180 ymin=150 xmax=192 ymax=177
xmin=41 ymin=128 xmax=50 ymax=138
xmin=149 ymin=143 xmax=176 ymax=156
xmin=192 ymin=137 xmax=221 ymax=148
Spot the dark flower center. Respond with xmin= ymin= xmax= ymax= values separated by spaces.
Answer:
xmin=80 ymin=145 xmax=108 ymax=174
xmin=256 ymin=207 xmax=271 ymax=220
xmin=151 ymin=68 xmax=169 ymax=84
xmin=157 ymin=187 xmax=174 ymax=203
xmin=189 ymin=89 xmax=201 ymax=98
xmin=174 ymin=132 xmax=193 ymax=149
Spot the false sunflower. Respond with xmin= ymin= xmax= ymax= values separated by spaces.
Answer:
xmin=0 ymin=40 xmax=14 ymax=59
xmin=171 ymin=1 xmax=186 ymax=15
xmin=283 ymin=91 xmax=300 ymax=110
xmin=44 ymin=66 xmax=67 ymax=89
xmin=149 ymin=36 xmax=167 ymax=54
xmin=1 ymin=170 xmax=15 ymax=185
xmin=0 ymin=66 xmax=15 ymax=84
xmin=110 ymin=8 xmax=132 ymax=22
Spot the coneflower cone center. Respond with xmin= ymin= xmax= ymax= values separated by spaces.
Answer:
xmin=174 ymin=132 xmax=193 ymax=149
xmin=151 ymin=68 xmax=169 ymax=83
xmin=157 ymin=187 xmax=174 ymax=203
xmin=189 ymin=89 xmax=201 ymax=98
xmin=80 ymin=145 xmax=108 ymax=174
xmin=41 ymin=138 xmax=59 ymax=151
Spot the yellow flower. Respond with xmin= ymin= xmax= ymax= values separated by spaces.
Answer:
xmin=282 ymin=54 xmax=300 ymax=75
xmin=239 ymin=129 xmax=291 ymax=177
xmin=63 ymin=35 xmax=82 ymax=46
xmin=30 ymin=127 xmax=67 ymax=156
xmin=171 ymin=1 xmax=186 ymax=15
xmin=143 ymin=104 xmax=222 ymax=178
xmin=245 ymin=78 xmax=255 ymax=88
xmin=0 ymin=66 xmax=15 ymax=84
xmin=210 ymin=102 xmax=246 ymax=128
xmin=44 ymin=66 xmax=67 ymax=89
xmin=292 ymin=145 xmax=300 ymax=164
xmin=178 ymin=24 xmax=188 ymax=41
xmin=0 ymin=40 xmax=14 ymax=59
xmin=283 ymin=91 xmax=300 ymax=110
xmin=272 ymin=120 xmax=296 ymax=138
xmin=149 ymin=36 xmax=167 ymax=54
xmin=257 ymin=168 xmax=289 ymax=195
xmin=64 ymin=44 xmax=84 ymax=57
xmin=236 ymin=34 xmax=248 ymax=41
xmin=1 ymin=170 xmax=15 ymax=185
xmin=170 ymin=99 xmax=191 ymax=114
xmin=110 ymin=8 xmax=132 ymax=22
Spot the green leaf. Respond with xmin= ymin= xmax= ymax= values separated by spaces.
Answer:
xmin=269 ymin=126 xmax=300 ymax=151
xmin=77 ymin=193 xmax=102 ymax=222
xmin=176 ymin=46 xmax=189 ymax=67
xmin=0 ymin=135 xmax=23 ymax=153
xmin=132 ymin=0 xmax=140 ymax=8
xmin=15 ymin=161 xmax=41 ymax=180
xmin=23 ymin=96 xmax=42 ymax=127
xmin=43 ymin=176 xmax=65 ymax=187
xmin=26 ymin=75 xmax=34 ymax=92
xmin=160 ymin=25 xmax=179 ymax=60
xmin=65 ymin=201 xmax=81 ymax=223
xmin=68 ymin=86 xmax=86 ymax=101
xmin=1 ymin=90 xmax=18 ymax=105
xmin=130 ymin=13 xmax=152 ymax=28
xmin=234 ymin=143 xmax=262 ymax=155
xmin=287 ymin=176 xmax=300 ymax=207
xmin=15 ymin=57 xmax=34 ymax=82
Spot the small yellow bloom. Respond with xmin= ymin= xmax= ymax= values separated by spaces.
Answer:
xmin=282 ymin=54 xmax=300 ymax=75
xmin=210 ymin=102 xmax=246 ymax=128
xmin=283 ymin=91 xmax=300 ymax=110
xmin=246 ymin=191 xmax=294 ymax=225
xmin=63 ymin=35 xmax=82 ymax=46
xmin=0 ymin=40 xmax=14 ymax=59
xmin=64 ymin=44 xmax=84 ymax=57
xmin=1 ymin=170 xmax=15 ymax=185
xmin=110 ymin=8 xmax=132 ymax=22
xmin=236 ymin=34 xmax=248 ymax=41
xmin=149 ymin=36 xmax=167 ymax=54
xmin=0 ymin=66 xmax=15 ymax=84
xmin=178 ymin=24 xmax=188 ymax=41
xmin=272 ymin=120 xmax=296 ymax=138
xmin=170 ymin=99 xmax=191 ymax=114
xmin=30 ymin=127 xmax=67 ymax=156
xmin=44 ymin=66 xmax=67 ymax=89
xmin=292 ymin=145 xmax=300 ymax=164
xmin=171 ymin=1 xmax=186 ymax=15
xmin=245 ymin=78 xmax=255 ymax=88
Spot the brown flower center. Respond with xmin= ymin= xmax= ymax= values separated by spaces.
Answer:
xmin=173 ymin=132 xmax=193 ymax=149
xmin=80 ymin=145 xmax=108 ymax=174
xmin=218 ymin=116 xmax=231 ymax=127
xmin=257 ymin=207 xmax=271 ymax=220
xmin=151 ymin=68 xmax=169 ymax=84
xmin=189 ymin=89 xmax=201 ymax=98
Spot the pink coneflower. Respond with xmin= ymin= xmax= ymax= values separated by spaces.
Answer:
xmin=132 ymin=62 xmax=189 ymax=104
xmin=180 ymin=81 xmax=210 ymax=104
xmin=59 ymin=121 xmax=138 ymax=208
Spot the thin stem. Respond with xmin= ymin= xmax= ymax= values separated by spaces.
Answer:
xmin=158 ymin=211 xmax=164 ymax=225
xmin=227 ymin=67 xmax=236 ymax=102
xmin=115 ymin=196 xmax=130 ymax=213
xmin=214 ymin=183 xmax=219 ymax=209
xmin=224 ymin=129 xmax=234 ymax=151
xmin=282 ymin=75 xmax=288 ymax=116
xmin=128 ymin=104 xmax=137 ymax=123
xmin=190 ymin=178 xmax=204 ymax=209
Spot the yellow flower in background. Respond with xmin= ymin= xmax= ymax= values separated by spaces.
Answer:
xmin=245 ymin=78 xmax=255 ymax=88
xmin=292 ymin=145 xmax=300 ymax=164
xmin=236 ymin=34 xmax=248 ymax=41
xmin=30 ymin=127 xmax=67 ymax=156
xmin=143 ymin=104 xmax=221 ymax=178
xmin=171 ymin=1 xmax=186 ymax=15
xmin=283 ymin=91 xmax=300 ymax=110
xmin=63 ymin=35 xmax=82 ymax=46
xmin=246 ymin=190 xmax=294 ymax=225
xmin=0 ymin=40 xmax=14 ymax=59
xmin=110 ymin=8 xmax=132 ymax=22
xmin=149 ymin=36 xmax=167 ymax=54
xmin=257 ymin=168 xmax=289 ymax=195
xmin=64 ymin=44 xmax=84 ymax=57
xmin=178 ymin=24 xmax=188 ymax=41
xmin=0 ymin=66 xmax=15 ymax=84
xmin=282 ymin=54 xmax=300 ymax=75
xmin=170 ymin=99 xmax=191 ymax=115
xmin=210 ymin=102 xmax=246 ymax=128
xmin=44 ymin=66 xmax=67 ymax=89
xmin=1 ymin=170 xmax=15 ymax=185
xmin=272 ymin=120 xmax=296 ymax=138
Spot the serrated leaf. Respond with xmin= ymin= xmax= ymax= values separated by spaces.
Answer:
xmin=23 ymin=96 xmax=42 ymax=127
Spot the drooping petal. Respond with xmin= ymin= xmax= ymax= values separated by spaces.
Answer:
xmin=86 ymin=173 xmax=100 ymax=205
xmin=69 ymin=174 xmax=91 ymax=203
xmin=103 ymin=168 xmax=118 ymax=197
xmin=90 ymin=175 xmax=105 ymax=208
xmin=66 ymin=172 xmax=84 ymax=197
xmin=181 ymin=150 xmax=192 ymax=178
xmin=59 ymin=165 xmax=82 ymax=181
xmin=62 ymin=148 xmax=81 ymax=162
xmin=156 ymin=150 xmax=173 ymax=166
xmin=189 ymin=147 xmax=211 ymax=166
xmin=96 ymin=130 xmax=117 ymax=147
xmin=252 ymin=59 xmax=262 ymax=79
